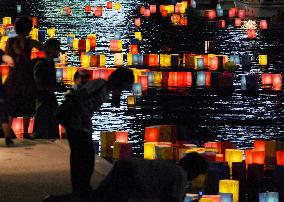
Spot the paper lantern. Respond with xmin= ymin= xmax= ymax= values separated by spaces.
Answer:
xmin=194 ymin=57 xmax=204 ymax=70
xmin=47 ymin=28 xmax=56 ymax=38
xmin=85 ymin=5 xmax=92 ymax=13
xmin=110 ymin=40 xmax=122 ymax=52
xmin=143 ymin=9 xmax=151 ymax=17
xmin=259 ymin=54 xmax=267 ymax=66
xmin=132 ymin=54 xmax=143 ymax=66
xmin=144 ymin=142 xmax=158 ymax=160
xmin=209 ymin=56 xmax=219 ymax=71
xmin=106 ymin=2 xmax=113 ymax=9
xmin=113 ymin=142 xmax=132 ymax=160
xmin=132 ymin=83 xmax=142 ymax=96
xmin=202 ymin=195 xmax=221 ymax=202
xmin=144 ymin=127 xmax=160 ymax=142
xmin=238 ymin=10 xmax=245 ymax=18
xmin=276 ymin=151 xmax=284 ymax=166
xmin=220 ymin=193 xmax=233 ymax=202
xmin=0 ymin=65 xmax=9 ymax=83
xmin=262 ymin=73 xmax=272 ymax=86
xmin=115 ymin=131 xmax=128 ymax=143
xmin=29 ymin=28 xmax=38 ymax=40
xmin=272 ymin=74 xmax=282 ymax=90
xmin=175 ymin=3 xmax=182 ymax=14
xmin=87 ymin=34 xmax=97 ymax=50
xmin=225 ymin=149 xmax=243 ymax=170
xmin=155 ymin=145 xmax=174 ymax=160
xmin=245 ymin=149 xmax=253 ymax=166
xmin=67 ymin=34 xmax=76 ymax=47
xmin=161 ymin=10 xmax=168 ymax=17
xmin=160 ymin=54 xmax=171 ymax=67
xmin=252 ymin=151 xmax=265 ymax=165
xmin=218 ymin=20 xmax=226 ymax=28
xmin=235 ymin=18 xmax=242 ymax=27
xmin=217 ymin=9 xmax=223 ymax=17
xmin=114 ymin=2 xmax=121 ymax=11
xmin=127 ymin=95 xmax=136 ymax=107
xmin=113 ymin=53 xmax=123 ymax=66
xmin=134 ymin=18 xmax=141 ymax=27
xmin=3 ymin=17 xmax=11 ymax=25
xmin=0 ymin=35 xmax=8 ymax=51
xmin=196 ymin=71 xmax=207 ymax=86
xmin=228 ymin=8 xmax=236 ymax=18
xmin=254 ymin=140 xmax=265 ymax=152
xmin=134 ymin=32 xmax=142 ymax=41
xmin=216 ymin=154 xmax=224 ymax=162
xmin=138 ymin=75 xmax=148 ymax=90
xmin=129 ymin=45 xmax=138 ymax=54
xmin=180 ymin=17 xmax=188 ymax=26
xmin=101 ymin=131 xmax=116 ymax=158
xmin=17 ymin=5 xmax=22 ymax=13
xmin=30 ymin=50 xmax=45 ymax=60
xmin=81 ymin=54 xmax=91 ymax=68
xmin=171 ymin=14 xmax=181 ymax=25
xmin=247 ymin=29 xmax=256 ymax=39
xmin=219 ymin=180 xmax=239 ymax=202
xmin=259 ymin=192 xmax=279 ymax=202
xmin=11 ymin=117 xmax=34 ymax=138
xmin=204 ymin=142 xmax=222 ymax=154
xmin=150 ymin=5 xmax=156 ymax=14
xmin=260 ymin=20 xmax=268 ymax=30
xmin=94 ymin=6 xmax=103 ymax=17
xmin=207 ymin=10 xmax=216 ymax=20
xmin=147 ymin=54 xmax=159 ymax=66
xmin=99 ymin=55 xmax=106 ymax=66
xmin=165 ymin=5 xmax=174 ymax=14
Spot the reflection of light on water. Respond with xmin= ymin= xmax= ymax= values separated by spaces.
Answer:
xmin=241 ymin=20 xmax=257 ymax=30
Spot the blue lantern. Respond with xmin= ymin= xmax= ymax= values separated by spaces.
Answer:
xmin=216 ymin=3 xmax=222 ymax=10
xmin=17 ymin=5 xmax=22 ymax=13
xmin=132 ymin=83 xmax=142 ymax=96
xmin=217 ymin=9 xmax=224 ymax=17
xmin=114 ymin=32 xmax=122 ymax=40
xmin=220 ymin=193 xmax=233 ymax=202
xmin=196 ymin=58 xmax=204 ymax=70
xmin=196 ymin=71 xmax=206 ymax=86
xmin=56 ymin=68 xmax=63 ymax=82
xmin=38 ymin=30 xmax=46 ymax=42
xmin=67 ymin=35 xmax=75 ymax=47
xmin=230 ymin=55 xmax=240 ymax=65
xmin=191 ymin=0 xmax=197 ymax=8
xmin=132 ymin=54 xmax=139 ymax=66
xmin=259 ymin=192 xmax=279 ymax=202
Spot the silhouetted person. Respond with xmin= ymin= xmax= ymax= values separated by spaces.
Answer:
xmin=56 ymin=67 xmax=134 ymax=198
xmin=33 ymin=39 xmax=62 ymax=139
xmin=4 ymin=16 xmax=42 ymax=139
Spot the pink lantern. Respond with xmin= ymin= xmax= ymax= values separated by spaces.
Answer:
xmin=272 ymin=74 xmax=282 ymax=90
xmin=135 ymin=18 xmax=141 ymax=27
xmin=115 ymin=131 xmax=128 ymax=143
xmin=150 ymin=5 xmax=156 ymax=14
xmin=247 ymin=29 xmax=256 ymax=39
xmin=143 ymin=9 xmax=151 ymax=17
xmin=260 ymin=20 xmax=268 ymax=30
xmin=238 ymin=10 xmax=245 ymax=18
xmin=235 ymin=18 xmax=242 ymax=27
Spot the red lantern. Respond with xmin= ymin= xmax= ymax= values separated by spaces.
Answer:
xmin=276 ymin=151 xmax=284 ymax=166
xmin=88 ymin=36 xmax=96 ymax=50
xmin=32 ymin=17 xmax=38 ymax=27
xmin=78 ymin=39 xmax=86 ymax=51
xmin=0 ymin=65 xmax=9 ymax=82
xmin=180 ymin=17 xmax=188 ymax=26
xmin=150 ymin=5 xmax=156 ymax=14
xmin=144 ymin=127 xmax=160 ymax=142
xmin=216 ymin=154 xmax=224 ymax=162
xmin=160 ymin=5 xmax=165 ymax=12
xmin=272 ymin=74 xmax=282 ymax=90
xmin=235 ymin=18 xmax=242 ymax=27
xmin=206 ymin=72 xmax=211 ymax=86
xmin=204 ymin=142 xmax=222 ymax=154
xmin=143 ymin=9 xmax=151 ymax=17
xmin=245 ymin=149 xmax=253 ymax=165
xmin=115 ymin=131 xmax=128 ymax=143
xmin=247 ymin=29 xmax=256 ymax=39
xmin=238 ymin=9 xmax=245 ymax=18
xmin=138 ymin=75 xmax=149 ymax=90
xmin=254 ymin=140 xmax=265 ymax=152
xmin=148 ymin=54 xmax=159 ymax=66
xmin=11 ymin=118 xmax=34 ymax=138
xmin=229 ymin=8 xmax=236 ymax=18
xmin=209 ymin=56 xmax=219 ymax=71
xmin=262 ymin=73 xmax=272 ymax=85
xmin=140 ymin=6 xmax=146 ymax=15
xmin=206 ymin=10 xmax=216 ymax=20
xmin=161 ymin=10 xmax=168 ymax=17
xmin=90 ymin=55 xmax=100 ymax=67
xmin=252 ymin=151 xmax=265 ymax=165
xmin=202 ymin=55 xmax=209 ymax=66
xmin=30 ymin=50 xmax=46 ymax=60
xmin=260 ymin=20 xmax=268 ymax=30
xmin=129 ymin=45 xmax=138 ymax=54
xmin=85 ymin=5 xmax=92 ymax=13
xmin=135 ymin=18 xmax=141 ymax=27
xmin=180 ymin=72 xmax=192 ymax=86
xmin=94 ymin=6 xmax=103 ymax=17
xmin=218 ymin=20 xmax=226 ymax=28
xmin=106 ymin=2 xmax=113 ymax=9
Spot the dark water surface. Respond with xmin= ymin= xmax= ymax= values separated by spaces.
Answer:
xmin=1 ymin=0 xmax=284 ymax=156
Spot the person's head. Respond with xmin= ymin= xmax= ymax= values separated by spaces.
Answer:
xmin=108 ymin=67 xmax=134 ymax=92
xmin=74 ymin=69 xmax=91 ymax=87
xmin=178 ymin=152 xmax=208 ymax=181
xmin=44 ymin=39 xmax=61 ymax=59
xmin=15 ymin=16 xmax=33 ymax=36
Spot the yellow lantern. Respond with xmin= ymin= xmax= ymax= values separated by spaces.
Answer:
xmin=114 ymin=2 xmax=121 ymax=10
xmin=127 ymin=54 xmax=133 ymax=65
xmin=114 ymin=53 xmax=123 ymax=66
xmin=127 ymin=95 xmax=136 ymax=107
xmin=199 ymin=199 xmax=213 ymax=202
xmin=160 ymin=54 xmax=171 ymax=67
xmin=47 ymin=27 xmax=56 ymax=38
xmin=29 ymin=28 xmax=39 ymax=41
xmin=59 ymin=52 xmax=67 ymax=65
xmin=0 ymin=36 xmax=9 ymax=51
xmin=181 ymin=1 xmax=188 ymax=9
xmin=101 ymin=131 xmax=116 ymax=158
xmin=66 ymin=67 xmax=77 ymax=84
xmin=155 ymin=145 xmax=174 ymax=160
xmin=144 ymin=142 xmax=158 ymax=160
xmin=153 ymin=71 xmax=162 ymax=84
xmin=134 ymin=32 xmax=142 ymax=41
xmin=72 ymin=38 xmax=79 ymax=51
xmin=219 ymin=180 xmax=239 ymax=202
xmin=3 ymin=17 xmax=11 ymax=26
xmin=85 ymin=39 xmax=91 ymax=52
xmin=81 ymin=54 xmax=91 ymax=68
xmin=259 ymin=54 xmax=267 ymax=66
xmin=225 ymin=149 xmax=243 ymax=171
xmin=100 ymin=54 xmax=106 ymax=66
xmin=165 ymin=5 xmax=174 ymax=14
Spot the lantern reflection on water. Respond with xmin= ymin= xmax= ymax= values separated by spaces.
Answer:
xmin=85 ymin=5 xmax=92 ymax=13
xmin=219 ymin=180 xmax=239 ymax=202
xmin=127 ymin=95 xmax=136 ymax=107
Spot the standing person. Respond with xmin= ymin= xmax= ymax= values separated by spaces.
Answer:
xmin=56 ymin=67 xmax=134 ymax=198
xmin=4 ymin=16 xmax=42 ymax=139
xmin=33 ymin=39 xmax=62 ymax=139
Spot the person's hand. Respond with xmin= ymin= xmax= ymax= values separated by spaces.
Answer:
xmin=2 ymin=55 xmax=14 ymax=67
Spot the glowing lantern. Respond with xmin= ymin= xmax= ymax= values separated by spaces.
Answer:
xmin=150 ymin=5 xmax=156 ymax=14
xmin=272 ymin=74 xmax=282 ymax=90
xmin=259 ymin=55 xmax=267 ymax=66
xmin=259 ymin=192 xmax=279 ymax=202
xmin=99 ymin=55 xmax=106 ymax=66
xmin=17 ymin=5 xmax=22 ymax=14
xmin=138 ymin=75 xmax=148 ymax=90
xmin=78 ymin=39 xmax=86 ymax=52
xmin=229 ymin=55 xmax=240 ymax=65
xmin=207 ymin=10 xmax=216 ymax=20
xmin=0 ymin=65 xmax=9 ymax=83
xmin=161 ymin=10 xmax=168 ymax=17
xmin=85 ymin=5 xmax=92 ymax=13
xmin=3 ymin=17 xmax=11 ymax=25
xmin=11 ymin=117 xmax=34 ymax=138
xmin=114 ymin=2 xmax=121 ymax=11
xmin=247 ymin=29 xmax=256 ymax=39
xmin=217 ymin=9 xmax=224 ymax=17
xmin=260 ymin=20 xmax=268 ymax=30
xmin=94 ymin=6 xmax=103 ymax=17
xmin=100 ymin=131 xmax=116 ymax=158
xmin=225 ymin=149 xmax=243 ymax=170
xmin=127 ymin=95 xmax=136 ymax=107
xmin=209 ymin=56 xmax=219 ymax=71
xmin=228 ymin=8 xmax=236 ymax=18
xmin=196 ymin=71 xmax=207 ymax=87
xmin=276 ymin=151 xmax=284 ymax=166
xmin=67 ymin=34 xmax=76 ymax=47
xmin=32 ymin=17 xmax=37 ymax=27
xmin=30 ymin=50 xmax=45 ymax=60
xmin=87 ymin=34 xmax=97 ymax=50
xmin=160 ymin=54 xmax=171 ymax=67
xmin=252 ymin=151 xmax=265 ymax=165
xmin=132 ymin=54 xmax=143 ymax=66
xmin=220 ymin=193 xmax=233 ymax=202
xmin=144 ymin=142 xmax=158 ymax=160
xmin=202 ymin=195 xmax=221 ymax=202
xmin=254 ymin=140 xmax=265 ymax=152
xmin=59 ymin=52 xmax=67 ymax=65
xmin=145 ymin=54 xmax=159 ymax=66
xmin=219 ymin=180 xmax=239 ymax=202
xmin=129 ymin=45 xmax=138 ymax=54
xmin=0 ymin=36 xmax=8 ymax=51
xmin=171 ymin=14 xmax=181 ymax=25
xmin=29 ymin=28 xmax=39 ymax=41
xmin=195 ymin=56 xmax=204 ymax=70
xmin=106 ymin=2 xmax=113 ymax=9
xmin=238 ymin=10 xmax=245 ymax=18
xmin=132 ymin=83 xmax=142 ymax=96
xmin=218 ymin=20 xmax=226 ymax=28
xmin=155 ymin=145 xmax=174 ymax=160
xmin=113 ymin=142 xmax=132 ymax=160
xmin=47 ymin=28 xmax=56 ymax=38
xmin=114 ymin=53 xmax=123 ymax=66
xmin=204 ymin=142 xmax=222 ymax=154
xmin=115 ymin=131 xmax=128 ymax=143
xmin=216 ymin=154 xmax=224 ymax=162
xmin=110 ymin=40 xmax=122 ymax=52
xmin=143 ymin=9 xmax=151 ymax=17
xmin=165 ymin=5 xmax=175 ymax=14
xmin=134 ymin=32 xmax=142 ymax=41
xmin=135 ymin=18 xmax=141 ymax=27
xmin=235 ymin=18 xmax=242 ymax=27
xmin=61 ymin=7 xmax=71 ymax=16
xmin=245 ymin=149 xmax=253 ymax=166
xmin=191 ymin=0 xmax=197 ymax=8
xmin=180 ymin=17 xmax=188 ymax=26
xmin=262 ymin=73 xmax=272 ymax=86
xmin=144 ymin=127 xmax=160 ymax=142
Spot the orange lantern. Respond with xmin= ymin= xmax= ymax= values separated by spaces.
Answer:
xmin=254 ymin=140 xmax=265 ymax=152
xmin=115 ymin=131 xmax=128 ymax=143
xmin=229 ymin=8 xmax=237 ymax=18
xmin=106 ymin=2 xmax=113 ymax=9
xmin=245 ymin=149 xmax=253 ymax=165
xmin=144 ymin=126 xmax=160 ymax=142
xmin=140 ymin=6 xmax=146 ymax=15
xmin=262 ymin=73 xmax=272 ymax=86
xmin=150 ymin=5 xmax=156 ymax=14
xmin=135 ymin=18 xmax=141 ymax=27
xmin=218 ymin=20 xmax=226 ymax=28
xmin=235 ymin=18 xmax=241 ymax=27
xmin=207 ymin=10 xmax=216 ymax=20
xmin=238 ymin=10 xmax=245 ymax=18
xmin=32 ymin=17 xmax=38 ymax=27
xmin=206 ymin=72 xmax=211 ymax=86
xmin=143 ymin=9 xmax=151 ymax=17
xmin=85 ymin=5 xmax=92 ymax=13
xmin=161 ymin=10 xmax=168 ymax=17
xmin=171 ymin=14 xmax=181 ymax=24
xmin=94 ymin=6 xmax=103 ymax=17
xmin=180 ymin=17 xmax=188 ymax=26
xmin=209 ymin=56 xmax=219 ymax=71
xmin=30 ymin=50 xmax=45 ymax=60
xmin=204 ymin=142 xmax=222 ymax=154
xmin=272 ymin=74 xmax=282 ymax=90
xmin=247 ymin=29 xmax=256 ymax=39
xmin=87 ymin=34 xmax=96 ymax=50
xmin=129 ymin=45 xmax=138 ymax=54
xmin=260 ymin=20 xmax=268 ymax=30
xmin=148 ymin=54 xmax=159 ymax=66
xmin=11 ymin=117 xmax=34 ymax=138
xmin=138 ymin=75 xmax=148 ymax=90
xmin=110 ymin=40 xmax=122 ymax=52
xmin=160 ymin=5 xmax=165 ymax=12
xmin=276 ymin=151 xmax=284 ymax=166
xmin=0 ymin=65 xmax=9 ymax=83
xmin=216 ymin=154 xmax=224 ymax=162
xmin=252 ymin=151 xmax=265 ymax=165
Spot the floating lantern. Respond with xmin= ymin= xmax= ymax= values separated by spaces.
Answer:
xmin=132 ymin=54 xmax=143 ymax=66
xmin=228 ymin=8 xmax=237 ymax=18
xmin=29 ymin=28 xmax=39 ymax=41
xmin=114 ymin=2 xmax=121 ymax=11
xmin=143 ymin=9 xmax=151 ymax=17
xmin=254 ymin=140 xmax=265 ymax=152
xmin=220 ymin=193 xmax=233 ymax=202
xmin=180 ymin=17 xmax=188 ymax=26
xmin=129 ymin=45 xmax=138 ymax=54
xmin=261 ymin=73 xmax=272 ymax=86
xmin=106 ymin=2 xmax=113 ymax=9
xmin=150 ymin=5 xmax=156 ymax=14
xmin=85 ymin=5 xmax=92 ymax=13
xmin=127 ymin=54 xmax=133 ymax=66
xmin=207 ymin=10 xmax=217 ymax=20
xmin=259 ymin=192 xmax=279 ymax=202
xmin=245 ymin=149 xmax=253 ymax=166
xmin=171 ymin=14 xmax=181 ymax=25
xmin=155 ymin=145 xmax=174 ymax=160
xmin=11 ymin=117 xmax=34 ymax=138
xmin=115 ymin=131 xmax=128 ymax=143
xmin=209 ymin=56 xmax=219 ymax=71
xmin=113 ymin=142 xmax=132 ymax=160
xmin=217 ymin=9 xmax=223 ymax=17
xmin=195 ymin=56 xmax=204 ymax=70
xmin=3 ymin=17 xmax=11 ymax=25
xmin=78 ymin=39 xmax=86 ymax=52
xmin=138 ymin=75 xmax=148 ymax=90
xmin=259 ymin=54 xmax=267 ymax=66
xmin=114 ymin=53 xmax=123 ymax=66
xmin=146 ymin=54 xmax=159 ymax=66
xmin=0 ymin=65 xmax=9 ymax=83
xmin=47 ymin=28 xmax=56 ymax=38
xmin=202 ymin=195 xmax=221 ymax=202
xmin=160 ymin=54 xmax=171 ymax=67
xmin=0 ymin=36 xmax=8 ymax=51
xmin=134 ymin=18 xmax=141 ymax=27
xmin=17 ymin=5 xmax=22 ymax=13
xmin=87 ymin=34 xmax=97 ymax=50
xmin=99 ymin=55 xmax=106 ymax=66
xmin=134 ymin=32 xmax=142 ymax=41
xmin=144 ymin=126 xmax=160 ymax=142
xmin=247 ymin=29 xmax=256 ymax=39
xmin=127 ymin=95 xmax=136 ymax=107
xmin=196 ymin=71 xmax=208 ymax=87
xmin=110 ymin=40 xmax=122 ymax=52
xmin=144 ymin=142 xmax=158 ymax=160
xmin=225 ymin=149 xmax=243 ymax=170
xmin=59 ymin=52 xmax=67 ymax=65
xmin=252 ymin=151 xmax=265 ymax=165
xmin=94 ymin=6 xmax=103 ymax=17
xmin=235 ymin=18 xmax=242 ymax=27
xmin=67 ymin=34 xmax=76 ymax=47
xmin=218 ymin=20 xmax=226 ymax=28
xmin=276 ymin=151 xmax=284 ymax=166
xmin=161 ymin=10 xmax=168 ymax=17
xmin=165 ymin=5 xmax=175 ymax=14
xmin=260 ymin=20 xmax=268 ymax=30
xmin=184 ymin=194 xmax=199 ymax=202
xmin=238 ymin=10 xmax=245 ymax=18
xmin=132 ymin=83 xmax=142 ymax=96
xmin=168 ymin=72 xmax=192 ymax=87
xmin=219 ymin=180 xmax=239 ymax=202
xmin=101 ymin=131 xmax=116 ymax=158
xmin=272 ymin=74 xmax=282 ymax=90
